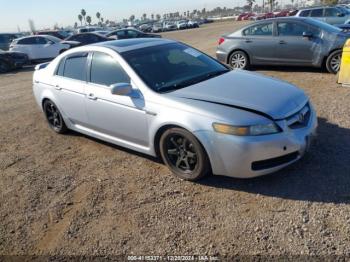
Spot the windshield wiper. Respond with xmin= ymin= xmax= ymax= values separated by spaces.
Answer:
xmin=157 ymin=69 xmax=230 ymax=93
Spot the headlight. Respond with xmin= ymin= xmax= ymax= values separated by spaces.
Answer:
xmin=212 ymin=122 xmax=281 ymax=136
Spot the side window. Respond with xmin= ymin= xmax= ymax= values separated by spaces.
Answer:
xmin=277 ymin=22 xmax=309 ymax=36
xmin=90 ymin=52 xmax=130 ymax=86
xmin=18 ymin=37 xmax=36 ymax=45
xmin=324 ymin=8 xmax=339 ymax=17
xmin=117 ymin=31 xmax=126 ymax=37
xmin=63 ymin=53 xmax=88 ymax=81
xmin=243 ymin=23 xmax=273 ymax=36
xmin=127 ymin=30 xmax=139 ymax=38
xmin=299 ymin=10 xmax=311 ymax=17
xmin=310 ymin=9 xmax=324 ymax=17
xmin=56 ymin=58 xmax=65 ymax=76
xmin=0 ymin=35 xmax=6 ymax=43
xmin=36 ymin=37 xmax=48 ymax=44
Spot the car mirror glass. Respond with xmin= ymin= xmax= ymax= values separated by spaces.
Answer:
xmin=302 ymin=31 xmax=313 ymax=38
xmin=110 ymin=83 xmax=133 ymax=96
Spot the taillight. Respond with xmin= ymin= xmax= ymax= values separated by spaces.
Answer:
xmin=218 ymin=37 xmax=225 ymax=45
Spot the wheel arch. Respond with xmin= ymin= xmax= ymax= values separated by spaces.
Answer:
xmin=226 ymin=48 xmax=251 ymax=65
xmin=323 ymin=48 xmax=342 ymax=66
xmin=153 ymin=124 xmax=211 ymax=166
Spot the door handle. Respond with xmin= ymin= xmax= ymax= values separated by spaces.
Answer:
xmin=279 ymin=40 xmax=287 ymax=44
xmin=87 ymin=93 xmax=97 ymax=100
xmin=55 ymin=84 xmax=62 ymax=90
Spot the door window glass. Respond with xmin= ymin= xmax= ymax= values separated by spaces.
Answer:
xmin=243 ymin=23 xmax=273 ymax=36
xmin=324 ymin=8 xmax=340 ymax=17
xmin=299 ymin=10 xmax=311 ymax=17
xmin=277 ymin=22 xmax=309 ymax=36
xmin=90 ymin=52 xmax=130 ymax=86
xmin=63 ymin=53 xmax=88 ymax=81
xmin=310 ymin=9 xmax=324 ymax=17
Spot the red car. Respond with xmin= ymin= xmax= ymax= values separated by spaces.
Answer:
xmin=237 ymin=13 xmax=249 ymax=21
xmin=275 ymin=10 xmax=290 ymax=17
xmin=256 ymin=12 xmax=275 ymax=20
xmin=243 ymin=13 xmax=256 ymax=20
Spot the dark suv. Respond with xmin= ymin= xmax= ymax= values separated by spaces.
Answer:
xmin=0 ymin=33 xmax=21 ymax=51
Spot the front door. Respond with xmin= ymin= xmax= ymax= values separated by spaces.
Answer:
xmin=275 ymin=21 xmax=318 ymax=65
xmin=84 ymin=51 xmax=149 ymax=147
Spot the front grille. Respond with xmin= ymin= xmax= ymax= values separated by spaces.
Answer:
xmin=286 ymin=104 xmax=310 ymax=129
xmin=251 ymin=151 xmax=299 ymax=171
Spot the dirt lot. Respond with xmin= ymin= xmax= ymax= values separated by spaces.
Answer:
xmin=1 ymin=21 xmax=350 ymax=258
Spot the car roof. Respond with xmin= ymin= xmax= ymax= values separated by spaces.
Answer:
xmin=15 ymin=34 xmax=61 ymax=41
xmin=94 ymin=38 xmax=175 ymax=53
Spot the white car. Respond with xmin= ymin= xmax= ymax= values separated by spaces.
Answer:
xmin=9 ymin=35 xmax=70 ymax=62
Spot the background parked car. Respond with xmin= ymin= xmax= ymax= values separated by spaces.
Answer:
xmin=106 ymin=28 xmax=161 ymax=39
xmin=0 ymin=49 xmax=28 ymax=73
xmin=35 ymin=30 xmax=71 ymax=40
xmin=187 ymin=20 xmax=200 ymax=28
xmin=0 ymin=33 xmax=22 ymax=51
xmin=294 ymin=6 xmax=350 ymax=24
xmin=9 ymin=35 xmax=70 ymax=62
xmin=139 ymin=23 xmax=153 ymax=33
xmin=76 ymin=27 xmax=103 ymax=34
xmin=152 ymin=23 xmax=164 ymax=33
xmin=163 ymin=22 xmax=177 ymax=31
xmin=216 ymin=17 xmax=350 ymax=73
xmin=63 ymin=32 xmax=112 ymax=47
xmin=177 ymin=20 xmax=188 ymax=30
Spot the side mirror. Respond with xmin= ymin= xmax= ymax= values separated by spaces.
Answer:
xmin=110 ymin=83 xmax=133 ymax=96
xmin=302 ymin=31 xmax=313 ymax=39
xmin=337 ymin=13 xmax=345 ymax=17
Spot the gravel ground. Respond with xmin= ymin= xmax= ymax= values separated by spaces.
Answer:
xmin=1 ymin=21 xmax=350 ymax=259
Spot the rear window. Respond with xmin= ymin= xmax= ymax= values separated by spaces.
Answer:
xmin=61 ymin=53 xmax=88 ymax=81
xmin=324 ymin=8 xmax=340 ymax=17
xmin=310 ymin=9 xmax=324 ymax=17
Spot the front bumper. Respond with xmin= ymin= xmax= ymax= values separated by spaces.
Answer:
xmin=194 ymin=107 xmax=318 ymax=178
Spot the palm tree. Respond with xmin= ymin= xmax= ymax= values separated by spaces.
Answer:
xmin=81 ymin=9 xmax=87 ymax=25
xmin=96 ymin=12 xmax=101 ymax=23
xmin=78 ymin=14 xmax=83 ymax=26
xmin=247 ymin=0 xmax=256 ymax=11
xmin=130 ymin=15 xmax=135 ymax=22
xmin=86 ymin=15 xmax=92 ymax=26
xmin=156 ymin=14 xmax=161 ymax=20
xmin=151 ymin=14 xmax=154 ymax=20
xmin=267 ymin=0 xmax=275 ymax=11
xmin=142 ymin=13 xmax=147 ymax=21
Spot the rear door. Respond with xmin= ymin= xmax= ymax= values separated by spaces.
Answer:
xmin=275 ymin=21 xmax=317 ymax=65
xmin=53 ymin=52 xmax=89 ymax=125
xmin=241 ymin=21 xmax=278 ymax=64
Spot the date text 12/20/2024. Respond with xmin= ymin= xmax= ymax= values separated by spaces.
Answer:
xmin=127 ymin=255 xmax=219 ymax=261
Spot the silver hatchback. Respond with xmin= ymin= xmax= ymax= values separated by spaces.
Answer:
xmin=33 ymin=38 xmax=317 ymax=181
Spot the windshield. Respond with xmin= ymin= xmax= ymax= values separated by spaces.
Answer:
xmin=121 ymin=43 xmax=230 ymax=93
xmin=307 ymin=18 xmax=342 ymax=33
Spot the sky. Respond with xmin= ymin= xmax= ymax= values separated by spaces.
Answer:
xmin=0 ymin=0 xmax=249 ymax=32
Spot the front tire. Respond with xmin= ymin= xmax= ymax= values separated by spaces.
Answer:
xmin=159 ymin=128 xmax=211 ymax=181
xmin=229 ymin=51 xmax=249 ymax=70
xmin=43 ymin=100 xmax=68 ymax=134
xmin=326 ymin=50 xmax=342 ymax=74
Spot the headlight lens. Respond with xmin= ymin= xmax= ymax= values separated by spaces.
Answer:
xmin=212 ymin=122 xmax=280 ymax=136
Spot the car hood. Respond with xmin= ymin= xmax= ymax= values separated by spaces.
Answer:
xmin=168 ymin=70 xmax=308 ymax=120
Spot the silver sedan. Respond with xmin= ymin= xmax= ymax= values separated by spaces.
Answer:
xmin=33 ymin=38 xmax=317 ymax=181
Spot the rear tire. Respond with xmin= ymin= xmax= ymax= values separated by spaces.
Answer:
xmin=326 ymin=50 xmax=342 ymax=74
xmin=43 ymin=100 xmax=68 ymax=134
xmin=159 ymin=128 xmax=211 ymax=181
xmin=0 ymin=60 xmax=11 ymax=73
xmin=229 ymin=51 xmax=249 ymax=70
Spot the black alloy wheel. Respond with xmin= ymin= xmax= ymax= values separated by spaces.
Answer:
xmin=43 ymin=100 xmax=68 ymax=134
xmin=160 ymin=128 xmax=210 ymax=181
